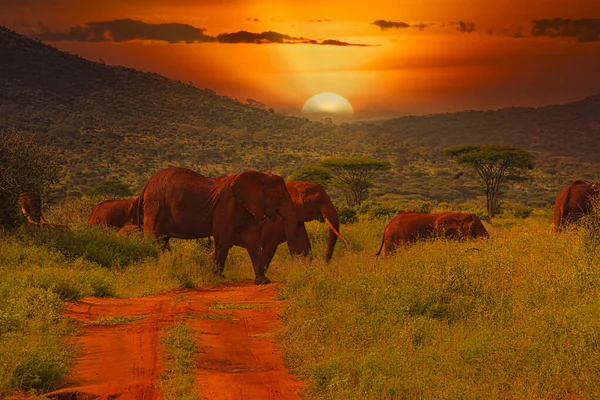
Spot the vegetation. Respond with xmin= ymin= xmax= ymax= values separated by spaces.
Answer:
xmin=289 ymin=166 xmax=332 ymax=187
xmin=159 ymin=322 xmax=201 ymax=400
xmin=1 ymin=26 xmax=599 ymax=209
xmin=276 ymin=214 xmax=600 ymax=399
xmin=86 ymin=180 xmax=133 ymax=198
xmin=0 ymin=128 xmax=60 ymax=228
xmin=446 ymin=145 xmax=534 ymax=217
xmin=320 ymin=158 xmax=392 ymax=206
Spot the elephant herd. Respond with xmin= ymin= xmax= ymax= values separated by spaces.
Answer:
xmin=87 ymin=167 xmax=348 ymax=285
xmin=18 ymin=169 xmax=598 ymax=286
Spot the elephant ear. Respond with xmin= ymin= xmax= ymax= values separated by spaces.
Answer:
xmin=231 ymin=171 xmax=266 ymax=220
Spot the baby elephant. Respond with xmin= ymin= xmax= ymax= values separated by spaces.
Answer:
xmin=376 ymin=211 xmax=489 ymax=256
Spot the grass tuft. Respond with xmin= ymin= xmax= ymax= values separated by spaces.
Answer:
xmin=158 ymin=322 xmax=202 ymax=400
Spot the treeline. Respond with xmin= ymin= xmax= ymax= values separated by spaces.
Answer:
xmin=1 ymin=26 xmax=599 ymax=207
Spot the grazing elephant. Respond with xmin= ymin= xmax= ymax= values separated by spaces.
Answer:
xmin=553 ymin=180 xmax=599 ymax=231
xmin=18 ymin=191 xmax=47 ymax=224
xmin=248 ymin=181 xmax=349 ymax=269
xmin=88 ymin=198 xmax=137 ymax=228
xmin=376 ymin=211 xmax=489 ymax=256
xmin=135 ymin=167 xmax=308 ymax=285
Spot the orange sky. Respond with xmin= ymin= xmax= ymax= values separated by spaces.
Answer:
xmin=4 ymin=0 xmax=600 ymax=119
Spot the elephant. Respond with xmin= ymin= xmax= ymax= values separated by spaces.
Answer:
xmin=376 ymin=211 xmax=489 ymax=256
xmin=553 ymin=180 xmax=599 ymax=231
xmin=88 ymin=198 xmax=138 ymax=228
xmin=239 ymin=181 xmax=349 ymax=270
xmin=134 ymin=167 xmax=309 ymax=285
xmin=18 ymin=191 xmax=47 ymax=224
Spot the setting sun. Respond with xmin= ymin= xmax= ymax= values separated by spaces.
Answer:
xmin=301 ymin=92 xmax=355 ymax=116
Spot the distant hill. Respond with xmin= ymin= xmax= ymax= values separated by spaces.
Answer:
xmin=1 ymin=25 xmax=599 ymax=208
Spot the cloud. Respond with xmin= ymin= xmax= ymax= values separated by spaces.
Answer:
xmin=309 ymin=19 xmax=330 ymax=23
xmin=373 ymin=20 xmax=411 ymax=30
xmin=456 ymin=20 xmax=475 ymax=33
xmin=245 ymin=18 xmax=260 ymax=22
xmin=531 ymin=18 xmax=600 ymax=42
xmin=412 ymin=23 xmax=429 ymax=30
xmin=34 ymin=19 xmax=373 ymax=46
xmin=512 ymin=32 xmax=524 ymax=39
xmin=36 ymin=19 xmax=214 ymax=43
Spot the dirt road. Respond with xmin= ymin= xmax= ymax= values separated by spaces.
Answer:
xmin=44 ymin=281 xmax=303 ymax=400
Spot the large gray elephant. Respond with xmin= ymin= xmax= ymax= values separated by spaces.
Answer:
xmin=134 ymin=167 xmax=309 ymax=285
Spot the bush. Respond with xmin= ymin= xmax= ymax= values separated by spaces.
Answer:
xmin=336 ymin=204 xmax=359 ymax=224
xmin=87 ymin=180 xmax=133 ymax=198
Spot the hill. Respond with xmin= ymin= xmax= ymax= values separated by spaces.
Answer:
xmin=1 ymin=25 xmax=599 ymax=208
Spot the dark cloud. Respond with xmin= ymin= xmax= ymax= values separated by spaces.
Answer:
xmin=245 ymin=18 xmax=260 ymax=22
xmin=512 ymin=32 xmax=524 ymax=39
xmin=34 ymin=19 xmax=373 ymax=46
xmin=412 ymin=23 xmax=429 ymax=30
xmin=456 ymin=20 xmax=476 ymax=33
xmin=36 ymin=19 xmax=214 ymax=43
xmin=531 ymin=18 xmax=600 ymax=42
xmin=216 ymin=30 xmax=295 ymax=44
xmin=309 ymin=19 xmax=330 ymax=23
xmin=373 ymin=20 xmax=411 ymax=30
xmin=319 ymin=39 xmax=372 ymax=47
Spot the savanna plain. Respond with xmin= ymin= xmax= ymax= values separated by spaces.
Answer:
xmin=2 ymin=196 xmax=600 ymax=399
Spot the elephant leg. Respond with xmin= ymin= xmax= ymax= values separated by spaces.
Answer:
xmin=160 ymin=236 xmax=171 ymax=252
xmin=240 ymin=228 xmax=271 ymax=285
xmin=261 ymin=240 xmax=280 ymax=273
xmin=212 ymin=235 xmax=233 ymax=278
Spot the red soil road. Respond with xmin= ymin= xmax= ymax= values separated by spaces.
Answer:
xmin=44 ymin=281 xmax=304 ymax=400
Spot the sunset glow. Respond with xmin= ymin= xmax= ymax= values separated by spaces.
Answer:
xmin=4 ymin=0 xmax=600 ymax=118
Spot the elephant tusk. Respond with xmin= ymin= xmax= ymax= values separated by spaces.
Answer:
xmin=324 ymin=217 xmax=350 ymax=251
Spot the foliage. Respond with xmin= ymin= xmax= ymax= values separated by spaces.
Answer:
xmin=288 ymin=166 xmax=332 ymax=187
xmin=336 ymin=204 xmax=359 ymax=224
xmin=277 ymin=218 xmax=600 ymax=399
xmin=0 ymin=129 xmax=60 ymax=228
xmin=87 ymin=180 xmax=133 ymax=198
xmin=1 ymin=27 xmax=599 ymax=209
xmin=320 ymin=158 xmax=391 ymax=206
xmin=446 ymin=145 xmax=534 ymax=218
xmin=158 ymin=322 xmax=201 ymax=400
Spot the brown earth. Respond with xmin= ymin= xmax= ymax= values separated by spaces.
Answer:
xmin=42 ymin=281 xmax=304 ymax=400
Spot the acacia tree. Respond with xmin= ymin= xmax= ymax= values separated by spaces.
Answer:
xmin=0 ymin=129 xmax=60 ymax=228
xmin=445 ymin=145 xmax=534 ymax=218
xmin=320 ymin=157 xmax=391 ymax=206
xmin=288 ymin=166 xmax=332 ymax=187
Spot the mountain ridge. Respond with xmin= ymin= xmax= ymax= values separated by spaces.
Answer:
xmin=1 ymin=25 xmax=599 ymax=207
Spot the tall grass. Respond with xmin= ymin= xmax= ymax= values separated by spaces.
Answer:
xmin=275 ymin=217 xmax=600 ymax=399
xmin=0 ymin=203 xmax=256 ymax=396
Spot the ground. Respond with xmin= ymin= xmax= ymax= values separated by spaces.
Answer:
xmin=43 ymin=281 xmax=303 ymax=400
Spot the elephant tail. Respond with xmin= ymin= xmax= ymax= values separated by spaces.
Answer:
xmin=375 ymin=233 xmax=385 ymax=257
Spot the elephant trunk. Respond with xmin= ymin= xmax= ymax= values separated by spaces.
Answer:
xmin=281 ymin=200 xmax=311 ymax=258
xmin=322 ymin=203 xmax=349 ymax=262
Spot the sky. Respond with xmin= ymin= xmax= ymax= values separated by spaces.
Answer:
xmin=3 ymin=0 xmax=600 ymax=120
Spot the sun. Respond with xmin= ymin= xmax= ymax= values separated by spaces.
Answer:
xmin=301 ymin=93 xmax=355 ymax=116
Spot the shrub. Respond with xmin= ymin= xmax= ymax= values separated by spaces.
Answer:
xmin=336 ymin=204 xmax=359 ymax=224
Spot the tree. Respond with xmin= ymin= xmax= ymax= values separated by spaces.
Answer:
xmin=320 ymin=157 xmax=391 ymax=206
xmin=445 ymin=145 xmax=534 ymax=218
xmin=0 ymin=129 xmax=60 ymax=228
xmin=288 ymin=166 xmax=332 ymax=187
xmin=88 ymin=180 xmax=133 ymax=198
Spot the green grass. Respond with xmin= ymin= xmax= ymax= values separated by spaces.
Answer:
xmin=209 ymin=302 xmax=266 ymax=310
xmin=275 ymin=216 xmax=600 ymax=399
xmin=88 ymin=315 xmax=144 ymax=326
xmin=158 ymin=322 xmax=202 ymax=400
xmin=0 ymin=213 xmax=256 ymax=397
xmin=3 ymin=197 xmax=599 ymax=399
